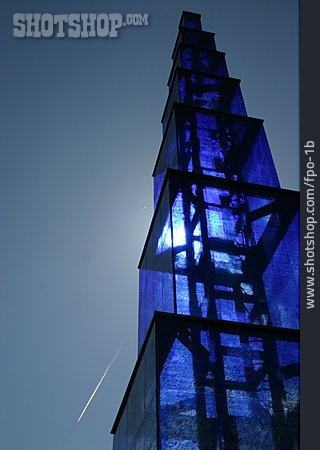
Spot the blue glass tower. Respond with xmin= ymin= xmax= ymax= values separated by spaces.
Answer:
xmin=112 ymin=11 xmax=299 ymax=449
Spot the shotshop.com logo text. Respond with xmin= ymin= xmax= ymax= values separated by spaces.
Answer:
xmin=13 ymin=13 xmax=149 ymax=38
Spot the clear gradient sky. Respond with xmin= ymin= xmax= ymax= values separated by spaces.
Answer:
xmin=1 ymin=1 xmax=298 ymax=449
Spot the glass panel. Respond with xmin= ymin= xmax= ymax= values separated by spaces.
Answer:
xmin=113 ymin=327 xmax=157 ymax=450
xmin=169 ymin=174 xmax=299 ymax=329
xmin=154 ymin=105 xmax=178 ymax=207
xmin=163 ymin=70 xmax=247 ymax=132
xmin=241 ymin=127 xmax=279 ymax=187
xmin=139 ymin=185 xmax=174 ymax=349
xmin=168 ymin=46 xmax=229 ymax=88
xmin=154 ymin=106 xmax=280 ymax=206
xmin=158 ymin=316 xmax=299 ymax=449
xmin=175 ymin=29 xmax=217 ymax=57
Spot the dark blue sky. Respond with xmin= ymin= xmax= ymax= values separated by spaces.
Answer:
xmin=1 ymin=1 xmax=298 ymax=449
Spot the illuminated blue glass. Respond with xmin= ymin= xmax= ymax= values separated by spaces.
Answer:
xmin=171 ymin=176 xmax=299 ymax=329
xmin=113 ymin=11 xmax=299 ymax=449
xmin=113 ymin=314 xmax=299 ymax=448
xmin=170 ymin=46 xmax=229 ymax=86
xmin=181 ymin=46 xmax=228 ymax=76
xmin=139 ymin=185 xmax=174 ymax=350
xmin=154 ymin=105 xmax=280 ymax=207
xmin=158 ymin=315 xmax=300 ymax=449
xmin=162 ymin=70 xmax=247 ymax=132
xmin=173 ymin=29 xmax=217 ymax=61
xmin=139 ymin=173 xmax=299 ymax=348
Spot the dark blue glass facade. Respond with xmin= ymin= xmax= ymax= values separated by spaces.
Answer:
xmin=112 ymin=11 xmax=299 ymax=449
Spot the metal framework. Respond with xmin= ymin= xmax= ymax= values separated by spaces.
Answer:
xmin=112 ymin=11 xmax=299 ymax=450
